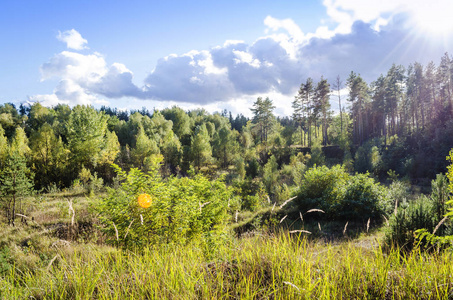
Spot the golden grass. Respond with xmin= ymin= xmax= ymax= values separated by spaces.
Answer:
xmin=1 ymin=231 xmax=453 ymax=299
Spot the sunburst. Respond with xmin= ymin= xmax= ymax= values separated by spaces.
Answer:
xmin=410 ymin=2 xmax=453 ymax=36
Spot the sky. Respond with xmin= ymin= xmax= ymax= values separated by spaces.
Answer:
xmin=1 ymin=0 xmax=453 ymax=117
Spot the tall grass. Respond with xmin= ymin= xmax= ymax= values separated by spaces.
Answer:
xmin=1 ymin=232 xmax=453 ymax=299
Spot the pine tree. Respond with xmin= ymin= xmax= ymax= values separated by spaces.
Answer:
xmin=190 ymin=124 xmax=212 ymax=170
xmin=333 ymin=75 xmax=344 ymax=136
xmin=250 ymin=97 xmax=275 ymax=144
xmin=131 ymin=126 xmax=159 ymax=171
xmin=0 ymin=152 xmax=34 ymax=226
xmin=315 ymin=77 xmax=331 ymax=146
xmin=347 ymin=72 xmax=369 ymax=145
xmin=292 ymin=83 xmax=305 ymax=145
xmin=303 ymin=79 xmax=314 ymax=146
xmin=30 ymin=123 xmax=69 ymax=188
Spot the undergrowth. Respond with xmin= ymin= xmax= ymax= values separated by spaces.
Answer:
xmin=1 ymin=232 xmax=453 ymax=299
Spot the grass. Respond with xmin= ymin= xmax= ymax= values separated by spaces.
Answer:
xmin=1 ymin=229 xmax=453 ymax=299
xmin=1 ymin=193 xmax=453 ymax=299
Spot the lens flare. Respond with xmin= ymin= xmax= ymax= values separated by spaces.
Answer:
xmin=410 ymin=2 xmax=453 ymax=36
xmin=138 ymin=193 xmax=152 ymax=208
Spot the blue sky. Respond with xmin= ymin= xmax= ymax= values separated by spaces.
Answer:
xmin=1 ymin=0 xmax=453 ymax=116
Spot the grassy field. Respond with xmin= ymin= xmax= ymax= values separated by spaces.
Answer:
xmin=1 ymin=193 xmax=453 ymax=299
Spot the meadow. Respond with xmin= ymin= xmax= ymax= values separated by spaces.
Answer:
xmin=1 ymin=187 xmax=453 ymax=300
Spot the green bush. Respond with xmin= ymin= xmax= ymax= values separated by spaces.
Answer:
xmin=296 ymin=165 xmax=348 ymax=212
xmin=95 ymin=158 xmax=232 ymax=249
xmin=307 ymin=140 xmax=325 ymax=167
xmin=0 ymin=247 xmax=12 ymax=276
xmin=295 ymin=165 xmax=385 ymax=221
xmin=430 ymin=173 xmax=450 ymax=224
xmin=385 ymin=196 xmax=436 ymax=250
xmin=234 ymin=179 xmax=267 ymax=212
xmin=337 ymin=173 xmax=386 ymax=221
xmin=382 ymin=180 xmax=410 ymax=215
xmin=387 ymin=172 xmax=453 ymax=250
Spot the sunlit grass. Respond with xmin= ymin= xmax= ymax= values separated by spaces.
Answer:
xmin=1 ymin=232 xmax=453 ymax=299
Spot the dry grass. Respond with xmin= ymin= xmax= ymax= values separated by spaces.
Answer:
xmin=1 ymin=230 xmax=453 ymax=299
xmin=1 ymin=193 xmax=452 ymax=299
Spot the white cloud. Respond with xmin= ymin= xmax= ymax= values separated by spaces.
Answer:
xmin=32 ymin=6 xmax=453 ymax=117
xmin=264 ymin=16 xmax=305 ymax=43
xmin=57 ymin=29 xmax=88 ymax=50
xmin=40 ymin=51 xmax=106 ymax=82
xmin=322 ymin=0 xmax=453 ymax=35
xmin=36 ymin=46 xmax=143 ymax=106
xmin=233 ymin=50 xmax=261 ymax=68
xmin=28 ymin=94 xmax=63 ymax=107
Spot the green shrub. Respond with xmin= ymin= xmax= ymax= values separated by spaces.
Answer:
xmin=415 ymin=153 xmax=453 ymax=249
xmin=262 ymin=155 xmax=278 ymax=198
xmin=337 ymin=173 xmax=386 ymax=221
xmin=382 ymin=180 xmax=410 ymax=215
xmin=235 ymin=179 xmax=267 ymax=212
xmin=245 ymin=158 xmax=259 ymax=179
xmin=385 ymin=196 xmax=436 ymax=250
xmin=307 ymin=140 xmax=325 ymax=167
xmin=295 ymin=165 xmax=385 ymax=222
xmin=0 ymin=247 xmax=12 ymax=276
xmin=295 ymin=165 xmax=348 ymax=215
xmin=94 ymin=158 xmax=232 ymax=249
xmin=431 ymin=173 xmax=450 ymax=224
xmin=387 ymin=172 xmax=453 ymax=250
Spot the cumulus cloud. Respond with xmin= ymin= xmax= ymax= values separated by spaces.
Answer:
xmin=32 ymin=2 xmax=453 ymax=114
xmin=34 ymin=50 xmax=143 ymax=106
xmin=57 ymin=29 xmax=88 ymax=50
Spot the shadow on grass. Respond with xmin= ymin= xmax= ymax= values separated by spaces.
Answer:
xmin=231 ymin=206 xmax=383 ymax=242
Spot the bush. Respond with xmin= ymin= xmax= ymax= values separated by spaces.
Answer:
xmin=235 ymin=179 xmax=267 ymax=212
xmin=295 ymin=165 xmax=385 ymax=221
xmin=384 ymin=196 xmax=436 ymax=250
xmin=95 ymin=158 xmax=232 ymax=249
xmin=337 ymin=173 xmax=386 ymax=221
xmin=386 ymin=172 xmax=453 ymax=250
xmin=382 ymin=180 xmax=410 ymax=215
xmin=307 ymin=140 xmax=325 ymax=167
xmin=295 ymin=165 xmax=348 ymax=215
xmin=430 ymin=173 xmax=450 ymax=224
xmin=0 ymin=247 xmax=12 ymax=276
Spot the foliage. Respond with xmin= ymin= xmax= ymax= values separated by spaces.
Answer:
xmin=30 ymin=123 xmax=69 ymax=188
xmin=295 ymin=165 xmax=385 ymax=221
xmin=385 ymin=196 xmax=438 ymax=250
xmin=430 ymin=173 xmax=450 ymax=223
xmin=387 ymin=171 xmax=453 ymax=250
xmin=382 ymin=180 xmax=410 ymax=215
xmin=245 ymin=158 xmax=260 ymax=179
xmin=0 ymin=247 xmax=12 ymax=276
xmin=295 ymin=165 xmax=348 ymax=214
xmin=262 ymin=155 xmax=279 ymax=198
xmin=66 ymin=105 xmax=108 ymax=171
xmin=131 ymin=126 xmax=159 ymax=171
xmin=307 ymin=139 xmax=325 ymax=167
xmin=0 ymin=152 xmax=34 ymax=226
xmin=190 ymin=124 xmax=212 ymax=170
xmin=95 ymin=158 xmax=232 ymax=249
xmin=234 ymin=179 xmax=268 ymax=211
xmin=212 ymin=126 xmax=239 ymax=168
xmin=415 ymin=151 xmax=453 ymax=249
xmin=3 ymin=233 xmax=453 ymax=299
xmin=337 ymin=173 xmax=386 ymax=221
xmin=250 ymin=97 xmax=275 ymax=144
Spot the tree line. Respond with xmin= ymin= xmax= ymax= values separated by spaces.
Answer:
xmin=0 ymin=52 xmax=452 ymax=198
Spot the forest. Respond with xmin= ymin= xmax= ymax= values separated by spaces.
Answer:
xmin=1 ymin=53 xmax=453 ymax=298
